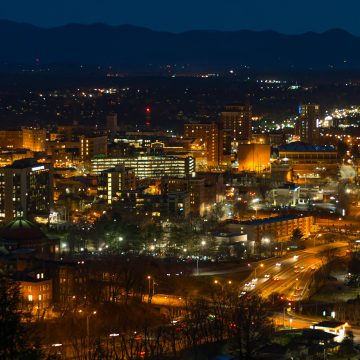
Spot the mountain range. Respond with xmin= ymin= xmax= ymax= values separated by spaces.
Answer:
xmin=1 ymin=20 xmax=360 ymax=71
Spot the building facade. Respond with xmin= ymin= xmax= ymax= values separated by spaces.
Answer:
xmin=221 ymin=103 xmax=252 ymax=142
xmin=91 ymin=155 xmax=195 ymax=178
xmin=0 ymin=159 xmax=53 ymax=221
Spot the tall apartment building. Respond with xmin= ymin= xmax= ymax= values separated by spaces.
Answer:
xmin=0 ymin=159 xmax=53 ymax=221
xmin=98 ymin=165 xmax=137 ymax=204
xmin=295 ymin=104 xmax=320 ymax=144
xmin=221 ymin=103 xmax=252 ymax=142
xmin=22 ymin=128 xmax=47 ymax=152
xmin=184 ymin=122 xmax=223 ymax=167
xmin=80 ymin=135 xmax=108 ymax=161
xmin=91 ymin=155 xmax=195 ymax=178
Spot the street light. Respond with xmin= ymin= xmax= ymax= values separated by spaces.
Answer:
xmin=254 ymin=263 xmax=264 ymax=280
xmin=196 ymin=241 xmax=207 ymax=276
xmin=78 ymin=309 xmax=97 ymax=354
xmin=214 ymin=279 xmax=232 ymax=291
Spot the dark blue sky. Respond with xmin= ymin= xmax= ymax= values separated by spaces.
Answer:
xmin=1 ymin=0 xmax=359 ymax=34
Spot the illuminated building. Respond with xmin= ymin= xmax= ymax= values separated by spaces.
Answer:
xmin=269 ymin=183 xmax=300 ymax=206
xmin=0 ymin=130 xmax=23 ymax=149
xmin=15 ymin=272 xmax=52 ymax=311
xmin=22 ymin=128 xmax=46 ymax=152
xmin=221 ymin=103 xmax=252 ymax=142
xmin=225 ymin=214 xmax=313 ymax=254
xmin=116 ymin=189 xmax=190 ymax=218
xmin=80 ymin=135 xmax=107 ymax=161
xmin=0 ymin=159 xmax=53 ymax=221
xmin=184 ymin=122 xmax=223 ymax=167
xmin=237 ymin=143 xmax=271 ymax=172
xmin=90 ymin=155 xmax=195 ymax=178
xmin=98 ymin=165 xmax=136 ymax=204
xmin=295 ymin=104 xmax=320 ymax=144
xmin=278 ymin=142 xmax=338 ymax=183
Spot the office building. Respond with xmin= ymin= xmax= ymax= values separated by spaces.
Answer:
xmin=221 ymin=103 xmax=252 ymax=142
xmin=98 ymin=165 xmax=136 ymax=204
xmin=225 ymin=214 xmax=313 ymax=254
xmin=91 ymin=155 xmax=195 ymax=179
xmin=278 ymin=142 xmax=338 ymax=182
xmin=80 ymin=135 xmax=107 ymax=161
xmin=296 ymin=104 xmax=320 ymax=144
xmin=0 ymin=159 xmax=53 ymax=221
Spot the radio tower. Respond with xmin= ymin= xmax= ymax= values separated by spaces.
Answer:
xmin=145 ymin=107 xmax=151 ymax=128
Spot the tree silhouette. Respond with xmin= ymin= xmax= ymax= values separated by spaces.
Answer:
xmin=0 ymin=275 xmax=43 ymax=359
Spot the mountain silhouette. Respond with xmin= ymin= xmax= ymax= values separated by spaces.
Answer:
xmin=0 ymin=20 xmax=358 ymax=71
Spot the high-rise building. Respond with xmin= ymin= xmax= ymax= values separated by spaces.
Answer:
xmin=106 ymin=113 xmax=118 ymax=139
xmin=221 ymin=103 xmax=252 ymax=142
xmin=0 ymin=159 xmax=53 ymax=221
xmin=296 ymin=104 xmax=320 ymax=144
xmin=22 ymin=128 xmax=46 ymax=152
xmin=184 ymin=122 xmax=223 ymax=167
xmin=80 ymin=135 xmax=108 ymax=161
xmin=98 ymin=165 xmax=137 ymax=204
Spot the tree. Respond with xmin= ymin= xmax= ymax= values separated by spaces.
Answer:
xmin=230 ymin=294 xmax=274 ymax=359
xmin=291 ymin=228 xmax=303 ymax=243
xmin=0 ymin=275 xmax=43 ymax=359
xmin=339 ymin=331 xmax=355 ymax=357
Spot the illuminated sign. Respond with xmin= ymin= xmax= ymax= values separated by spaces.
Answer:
xmin=31 ymin=165 xmax=45 ymax=172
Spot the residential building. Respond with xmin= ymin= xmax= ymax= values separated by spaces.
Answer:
xmin=295 ymin=104 xmax=320 ymax=144
xmin=221 ymin=103 xmax=252 ymax=142
xmin=0 ymin=159 xmax=53 ymax=221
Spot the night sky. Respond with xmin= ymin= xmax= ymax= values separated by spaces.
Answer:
xmin=1 ymin=0 xmax=359 ymax=34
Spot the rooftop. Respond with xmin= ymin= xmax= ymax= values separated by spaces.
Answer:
xmin=0 ymin=218 xmax=46 ymax=242
xmin=236 ymin=214 xmax=308 ymax=226
xmin=278 ymin=142 xmax=336 ymax=153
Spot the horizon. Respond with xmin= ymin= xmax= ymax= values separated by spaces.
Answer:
xmin=0 ymin=18 xmax=356 ymax=37
xmin=2 ymin=0 xmax=360 ymax=35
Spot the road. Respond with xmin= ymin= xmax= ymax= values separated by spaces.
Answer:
xmin=241 ymin=241 xmax=348 ymax=301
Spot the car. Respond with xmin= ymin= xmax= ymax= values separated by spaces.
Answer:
xmin=264 ymin=274 xmax=270 ymax=278
xmin=293 ymin=255 xmax=299 ymax=260
xmin=276 ymin=263 xmax=282 ymax=267
xmin=310 ymin=266 xmax=316 ymax=271
xmin=273 ymin=276 xmax=280 ymax=281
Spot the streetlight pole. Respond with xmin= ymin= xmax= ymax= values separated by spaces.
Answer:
xmin=147 ymin=276 xmax=152 ymax=303
xmin=196 ymin=241 xmax=206 ymax=276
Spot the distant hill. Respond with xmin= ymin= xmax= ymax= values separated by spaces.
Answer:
xmin=0 ymin=20 xmax=359 ymax=71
